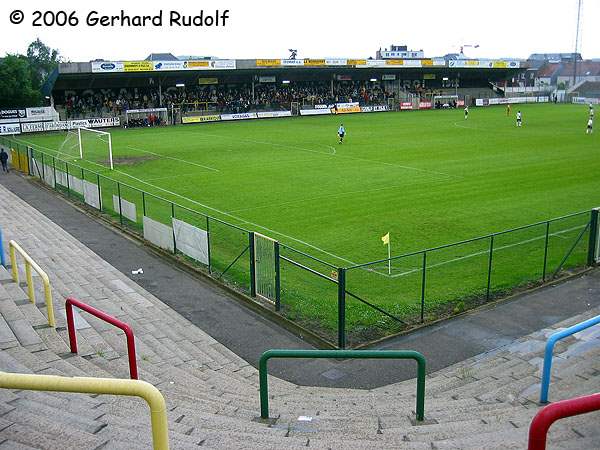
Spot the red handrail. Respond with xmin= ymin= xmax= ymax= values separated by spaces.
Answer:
xmin=65 ymin=296 xmax=138 ymax=380
xmin=528 ymin=392 xmax=600 ymax=450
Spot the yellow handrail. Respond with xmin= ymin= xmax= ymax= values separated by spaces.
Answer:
xmin=8 ymin=240 xmax=56 ymax=327
xmin=0 ymin=371 xmax=170 ymax=449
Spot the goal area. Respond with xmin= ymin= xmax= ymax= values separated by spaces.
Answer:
xmin=59 ymin=127 xmax=113 ymax=169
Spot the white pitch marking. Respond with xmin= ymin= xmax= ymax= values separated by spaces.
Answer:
xmin=126 ymin=146 xmax=220 ymax=172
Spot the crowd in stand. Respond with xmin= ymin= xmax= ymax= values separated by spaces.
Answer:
xmin=60 ymin=80 xmax=397 ymax=119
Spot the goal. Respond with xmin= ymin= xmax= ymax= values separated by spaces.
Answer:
xmin=60 ymin=127 xmax=114 ymax=169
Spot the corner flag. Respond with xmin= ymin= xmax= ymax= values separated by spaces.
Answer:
xmin=381 ymin=232 xmax=391 ymax=275
xmin=381 ymin=233 xmax=390 ymax=246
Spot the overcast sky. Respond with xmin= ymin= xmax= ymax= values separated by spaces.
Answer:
xmin=1 ymin=0 xmax=598 ymax=61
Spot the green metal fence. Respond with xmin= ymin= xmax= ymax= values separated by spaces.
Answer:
xmin=3 ymin=136 xmax=599 ymax=349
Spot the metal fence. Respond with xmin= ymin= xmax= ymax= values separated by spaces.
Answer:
xmin=3 ymin=136 xmax=599 ymax=349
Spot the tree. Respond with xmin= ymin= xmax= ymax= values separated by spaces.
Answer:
xmin=26 ymin=38 xmax=61 ymax=92
xmin=0 ymin=55 xmax=41 ymax=108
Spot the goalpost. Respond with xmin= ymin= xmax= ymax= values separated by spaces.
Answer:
xmin=72 ymin=127 xmax=113 ymax=170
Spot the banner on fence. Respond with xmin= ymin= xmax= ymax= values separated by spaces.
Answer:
xmin=360 ymin=105 xmax=389 ymax=113
xmin=0 ymin=123 xmax=21 ymax=135
xmin=220 ymin=113 xmax=257 ymax=121
xmin=21 ymin=117 xmax=120 ymax=132
xmin=172 ymin=218 xmax=209 ymax=265
xmin=572 ymin=97 xmax=600 ymax=105
xmin=256 ymin=111 xmax=292 ymax=119
xmin=112 ymin=195 xmax=137 ymax=222
xmin=419 ymin=101 xmax=432 ymax=109
xmin=182 ymin=115 xmax=221 ymax=124
xmin=0 ymin=109 xmax=26 ymax=120
xmin=400 ymin=102 xmax=413 ymax=110
xmin=300 ymin=109 xmax=332 ymax=116
xmin=68 ymin=175 xmax=84 ymax=195
xmin=334 ymin=102 xmax=361 ymax=114
xmin=83 ymin=180 xmax=101 ymax=210
xmin=143 ymin=216 xmax=174 ymax=252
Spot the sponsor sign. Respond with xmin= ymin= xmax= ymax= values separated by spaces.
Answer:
xmin=91 ymin=61 xmax=125 ymax=73
xmin=347 ymin=59 xmax=367 ymax=66
xmin=21 ymin=117 xmax=120 ymax=133
xmin=126 ymin=108 xmax=168 ymax=114
xmin=572 ymin=97 xmax=599 ymax=105
xmin=385 ymin=59 xmax=404 ymax=65
xmin=256 ymin=111 xmax=292 ymax=119
xmin=25 ymin=107 xmax=51 ymax=117
xmin=381 ymin=74 xmax=396 ymax=80
xmin=92 ymin=60 xmax=235 ymax=73
xmin=423 ymin=73 xmax=436 ymax=80
xmin=457 ymin=100 xmax=465 ymax=107
xmin=325 ymin=59 xmax=347 ymax=66
xmin=198 ymin=77 xmax=219 ymax=85
xmin=0 ymin=109 xmax=27 ymax=120
xmin=336 ymin=75 xmax=353 ymax=81
xmin=400 ymin=102 xmax=413 ymax=110
xmin=334 ymin=102 xmax=361 ymax=114
xmin=300 ymin=109 xmax=332 ymax=116
xmin=0 ymin=123 xmax=21 ymax=135
xmin=258 ymin=76 xmax=276 ymax=83
xmin=419 ymin=101 xmax=432 ymax=109
xmin=256 ymin=59 xmax=281 ymax=67
xmin=281 ymin=59 xmax=305 ymax=66
xmin=449 ymin=59 xmax=520 ymax=69
xmin=182 ymin=115 xmax=220 ymax=124
xmin=124 ymin=61 xmax=154 ymax=72
xmin=220 ymin=113 xmax=257 ymax=121
xmin=303 ymin=59 xmax=326 ymax=66
xmin=361 ymin=105 xmax=389 ymax=113
xmin=314 ymin=104 xmax=330 ymax=109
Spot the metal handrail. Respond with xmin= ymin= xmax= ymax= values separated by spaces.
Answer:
xmin=528 ymin=392 xmax=600 ymax=450
xmin=539 ymin=314 xmax=600 ymax=403
xmin=8 ymin=240 xmax=55 ymax=327
xmin=0 ymin=371 xmax=169 ymax=449
xmin=258 ymin=349 xmax=426 ymax=421
xmin=66 ymin=296 xmax=138 ymax=379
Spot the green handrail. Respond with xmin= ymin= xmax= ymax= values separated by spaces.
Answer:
xmin=259 ymin=349 xmax=426 ymax=421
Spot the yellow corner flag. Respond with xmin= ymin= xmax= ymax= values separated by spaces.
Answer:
xmin=381 ymin=232 xmax=390 ymax=246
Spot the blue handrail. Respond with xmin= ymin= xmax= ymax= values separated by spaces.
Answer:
xmin=540 ymin=314 xmax=600 ymax=403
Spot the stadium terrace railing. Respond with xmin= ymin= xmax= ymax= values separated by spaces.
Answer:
xmin=528 ymin=393 xmax=600 ymax=450
xmin=8 ymin=239 xmax=56 ymax=328
xmin=258 ymin=349 xmax=426 ymax=421
xmin=66 ymin=296 xmax=139 ymax=379
xmin=539 ymin=313 xmax=600 ymax=404
xmin=0 ymin=371 xmax=169 ymax=450
xmin=3 ymin=137 xmax=599 ymax=349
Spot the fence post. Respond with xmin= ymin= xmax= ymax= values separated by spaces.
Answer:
xmin=249 ymin=232 xmax=256 ymax=297
xmin=171 ymin=202 xmax=177 ymax=255
xmin=96 ymin=174 xmax=102 ymax=211
xmin=274 ymin=241 xmax=281 ymax=312
xmin=65 ymin=163 xmax=70 ymax=197
xmin=486 ymin=235 xmax=494 ymax=300
xmin=117 ymin=182 xmax=123 ymax=225
xmin=542 ymin=221 xmax=550 ymax=281
xmin=142 ymin=191 xmax=146 ymax=216
xmin=206 ymin=216 xmax=212 ymax=273
xmin=41 ymin=152 xmax=45 ymax=180
xmin=587 ymin=208 xmax=599 ymax=266
xmin=337 ymin=267 xmax=346 ymax=349
xmin=420 ymin=251 xmax=427 ymax=323
xmin=52 ymin=156 xmax=57 ymax=190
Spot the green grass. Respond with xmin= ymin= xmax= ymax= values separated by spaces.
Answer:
xmin=13 ymin=104 xmax=599 ymax=344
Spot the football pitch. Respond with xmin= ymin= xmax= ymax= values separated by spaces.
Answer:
xmin=14 ymin=103 xmax=599 ymax=343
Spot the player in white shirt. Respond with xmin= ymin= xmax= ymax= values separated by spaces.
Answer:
xmin=338 ymin=124 xmax=346 ymax=144
xmin=587 ymin=118 xmax=593 ymax=134
xmin=516 ymin=111 xmax=522 ymax=127
xmin=464 ymin=106 xmax=469 ymax=120
xmin=589 ymin=106 xmax=594 ymax=120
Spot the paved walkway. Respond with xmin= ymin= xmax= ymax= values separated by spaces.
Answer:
xmin=1 ymin=172 xmax=600 ymax=389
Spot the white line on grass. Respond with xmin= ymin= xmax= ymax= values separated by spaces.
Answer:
xmin=126 ymin=146 xmax=220 ymax=172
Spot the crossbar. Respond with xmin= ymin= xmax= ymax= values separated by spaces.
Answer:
xmin=528 ymin=393 xmax=600 ymax=450
xmin=539 ymin=313 xmax=600 ymax=403
xmin=259 ymin=349 xmax=426 ymax=421
xmin=8 ymin=240 xmax=55 ymax=327
xmin=66 ymin=296 xmax=138 ymax=379
xmin=0 ymin=371 xmax=169 ymax=449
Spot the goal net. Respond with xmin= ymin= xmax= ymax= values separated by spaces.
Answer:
xmin=59 ymin=127 xmax=113 ymax=169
